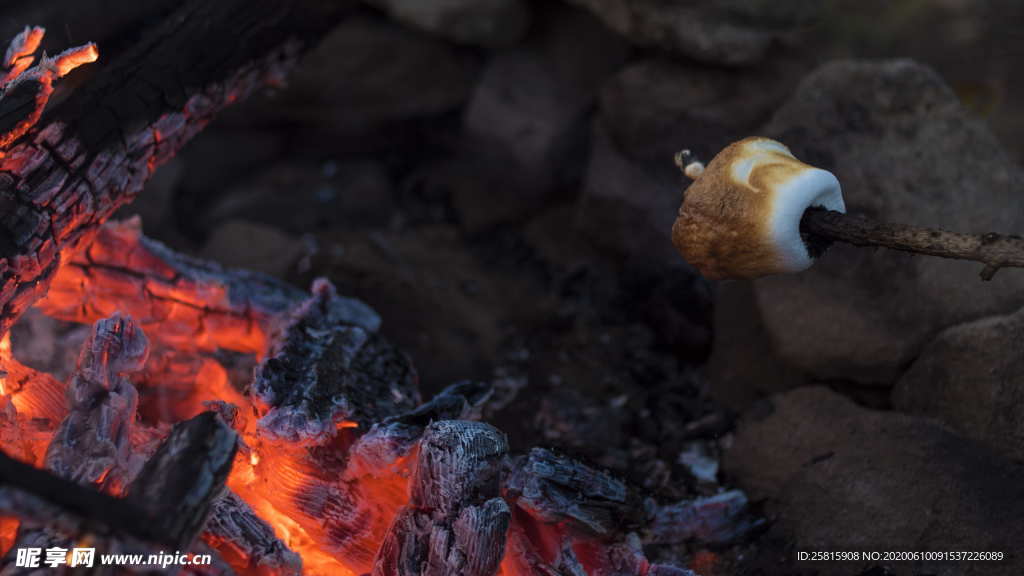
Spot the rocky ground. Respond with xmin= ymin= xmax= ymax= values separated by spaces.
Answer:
xmin=119 ymin=1 xmax=1024 ymax=575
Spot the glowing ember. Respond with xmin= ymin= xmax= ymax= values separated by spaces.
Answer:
xmin=0 ymin=20 xmax=702 ymax=576
xmin=0 ymin=26 xmax=99 ymax=151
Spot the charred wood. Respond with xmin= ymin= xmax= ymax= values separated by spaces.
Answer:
xmin=0 ymin=0 xmax=354 ymax=336
xmin=346 ymin=380 xmax=493 ymax=479
xmin=37 ymin=218 xmax=307 ymax=355
xmin=45 ymin=313 xmax=147 ymax=492
xmin=505 ymin=447 xmax=643 ymax=538
xmin=252 ymin=278 xmax=414 ymax=444
xmin=204 ymin=491 xmax=302 ymax=576
xmin=373 ymin=420 xmax=510 ymax=576
xmin=0 ymin=449 xmax=173 ymax=547
xmin=125 ymin=412 xmax=238 ymax=551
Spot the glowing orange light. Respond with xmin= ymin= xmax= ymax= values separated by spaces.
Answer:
xmin=53 ymin=43 xmax=99 ymax=77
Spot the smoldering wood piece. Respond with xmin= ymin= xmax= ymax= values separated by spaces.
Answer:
xmin=124 ymin=412 xmax=238 ymax=551
xmin=204 ymin=491 xmax=302 ymax=576
xmin=45 ymin=313 xmax=148 ymax=491
xmin=346 ymin=380 xmax=493 ymax=479
xmin=252 ymin=278 xmax=418 ymax=444
xmin=0 ymin=450 xmax=178 ymax=547
xmin=504 ymin=447 xmax=643 ymax=538
xmin=648 ymin=489 xmax=760 ymax=546
xmin=38 ymin=218 xmax=308 ymax=353
xmin=373 ymin=421 xmax=510 ymax=576
xmin=0 ymin=0 xmax=355 ymax=337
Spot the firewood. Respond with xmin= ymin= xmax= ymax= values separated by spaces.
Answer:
xmin=373 ymin=420 xmax=510 ymax=576
xmin=125 ymin=412 xmax=238 ymax=551
xmin=0 ymin=0 xmax=354 ymax=337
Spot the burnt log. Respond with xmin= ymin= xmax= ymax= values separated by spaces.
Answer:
xmin=125 ymin=411 xmax=238 ymax=551
xmin=373 ymin=420 xmax=510 ymax=576
xmin=0 ymin=449 xmax=174 ymax=547
xmin=0 ymin=0 xmax=354 ymax=336
xmin=251 ymin=278 xmax=415 ymax=443
xmin=37 ymin=216 xmax=308 ymax=355
xmin=204 ymin=491 xmax=302 ymax=576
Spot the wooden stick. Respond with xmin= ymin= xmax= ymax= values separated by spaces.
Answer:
xmin=800 ymin=208 xmax=1024 ymax=280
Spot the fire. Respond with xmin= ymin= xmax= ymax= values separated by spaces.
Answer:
xmin=52 ymin=43 xmax=99 ymax=78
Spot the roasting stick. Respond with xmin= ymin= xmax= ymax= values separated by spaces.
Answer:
xmin=671 ymin=139 xmax=1024 ymax=280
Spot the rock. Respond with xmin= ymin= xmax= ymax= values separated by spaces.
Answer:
xmin=563 ymin=0 xmax=820 ymax=65
xmin=200 ymin=220 xmax=305 ymax=279
xmin=724 ymin=387 xmax=1024 ymax=576
xmin=893 ymin=306 xmax=1024 ymax=461
xmin=201 ymin=160 xmax=395 ymax=235
xmin=238 ymin=15 xmax=479 ymax=143
xmin=576 ymin=121 xmax=681 ymax=266
xmin=753 ymin=59 xmax=1024 ymax=383
xmin=448 ymin=3 xmax=629 ymax=231
xmin=363 ymin=0 xmax=530 ymax=46
xmin=599 ymin=57 xmax=806 ymax=166
xmin=703 ymin=280 xmax=805 ymax=414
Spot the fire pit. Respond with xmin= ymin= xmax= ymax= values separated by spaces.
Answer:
xmin=0 ymin=3 xmax=750 ymax=574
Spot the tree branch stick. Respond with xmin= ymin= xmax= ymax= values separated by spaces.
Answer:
xmin=800 ymin=207 xmax=1024 ymax=280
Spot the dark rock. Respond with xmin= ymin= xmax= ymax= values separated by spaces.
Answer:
xmin=576 ymin=121 xmax=681 ymax=265
xmin=199 ymin=160 xmax=394 ymax=236
xmin=703 ymin=280 xmax=805 ymax=414
xmin=200 ymin=219 xmax=305 ymax=278
xmin=239 ymin=15 xmax=479 ymax=142
xmin=724 ymin=387 xmax=1024 ymax=576
xmin=599 ymin=57 xmax=805 ymax=166
xmin=363 ymin=0 xmax=530 ymax=46
xmin=449 ymin=3 xmax=629 ymax=231
xmin=753 ymin=59 xmax=1024 ymax=384
xmin=893 ymin=306 xmax=1024 ymax=461
xmin=564 ymin=0 xmax=820 ymax=65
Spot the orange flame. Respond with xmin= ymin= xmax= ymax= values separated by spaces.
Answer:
xmin=52 ymin=43 xmax=99 ymax=78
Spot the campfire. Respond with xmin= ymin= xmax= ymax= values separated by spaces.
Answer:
xmin=0 ymin=12 xmax=744 ymax=576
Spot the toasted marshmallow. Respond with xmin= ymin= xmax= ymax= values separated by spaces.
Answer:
xmin=672 ymin=137 xmax=845 ymax=279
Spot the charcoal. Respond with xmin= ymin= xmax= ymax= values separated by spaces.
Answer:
xmin=252 ymin=278 xmax=416 ymax=443
xmin=504 ymin=447 xmax=642 ymax=537
xmin=45 ymin=313 xmax=148 ymax=491
xmin=373 ymin=421 xmax=510 ymax=576
xmin=346 ymin=381 xmax=493 ymax=478
xmin=125 ymin=412 xmax=238 ymax=550
xmin=648 ymin=490 xmax=760 ymax=546
xmin=204 ymin=491 xmax=302 ymax=576
xmin=0 ymin=450 xmax=173 ymax=547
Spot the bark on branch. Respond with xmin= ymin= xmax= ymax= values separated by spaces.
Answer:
xmin=801 ymin=208 xmax=1024 ymax=280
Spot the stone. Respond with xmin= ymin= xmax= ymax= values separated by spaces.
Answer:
xmin=724 ymin=387 xmax=1024 ymax=576
xmin=363 ymin=0 xmax=530 ymax=46
xmin=449 ymin=3 xmax=629 ymax=231
xmin=563 ymin=0 xmax=820 ymax=65
xmin=200 ymin=220 xmax=305 ymax=279
xmin=244 ymin=15 xmax=479 ymax=142
xmin=576 ymin=121 xmax=681 ymax=266
xmin=201 ymin=160 xmax=395 ymax=235
xmin=753 ymin=59 xmax=1024 ymax=384
xmin=599 ymin=57 xmax=806 ymax=166
xmin=893 ymin=306 xmax=1024 ymax=461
